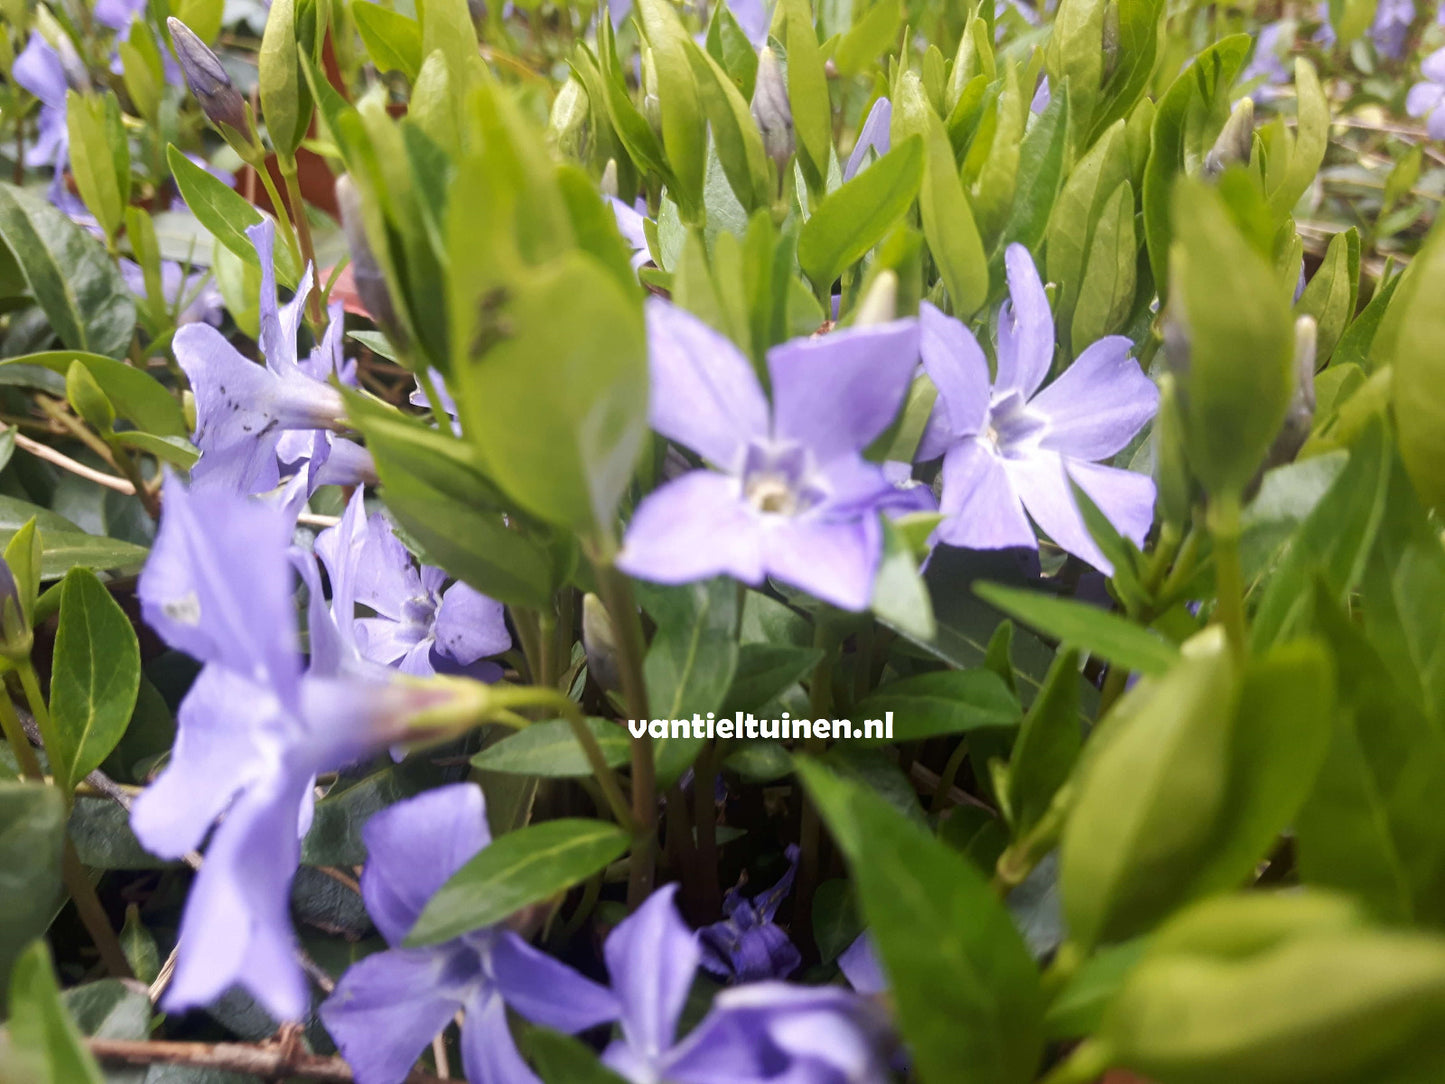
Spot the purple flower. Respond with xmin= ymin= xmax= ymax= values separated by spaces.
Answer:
xmin=610 ymin=196 xmax=651 ymax=270
xmin=1370 ymin=0 xmax=1414 ymax=59
xmin=1242 ymin=21 xmax=1291 ymax=93
xmin=699 ymin=846 xmax=802 ymax=983
xmin=617 ymin=301 xmax=921 ymax=611
xmin=917 ymin=244 xmax=1158 ymax=575
xmin=837 ymin=935 xmax=885 ymax=996
xmin=95 ymin=0 xmax=146 ymax=31
xmin=1408 ymin=48 xmax=1445 ymax=140
xmin=316 ymin=490 xmax=510 ymax=678
xmin=130 ymin=475 xmax=449 ymax=1021
xmin=119 ymin=259 xmax=224 ymax=327
xmin=13 ymin=33 xmax=68 ymax=171
xmin=843 ymin=98 xmax=891 ymax=183
xmin=174 ymin=220 xmax=370 ymax=497
xmin=603 ymin=886 xmax=889 ymax=1084
xmin=320 ymin=784 xmax=619 ymax=1084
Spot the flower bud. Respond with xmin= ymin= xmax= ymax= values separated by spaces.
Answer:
xmin=167 ymin=18 xmax=252 ymax=144
xmin=751 ymin=47 xmax=795 ymax=178
xmin=0 ymin=559 xmax=32 ymax=663
xmin=581 ymin=593 xmax=622 ymax=695
xmin=335 ymin=174 xmax=408 ymax=352
xmin=1203 ymin=97 xmax=1255 ymax=179
xmin=853 ymin=270 xmax=898 ymax=327
xmin=549 ymin=77 xmax=591 ymax=162
xmin=1261 ymin=316 xmax=1318 ymax=473
xmin=600 ymin=158 xmax=620 ymax=199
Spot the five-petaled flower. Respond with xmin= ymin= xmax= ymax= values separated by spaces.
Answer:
xmin=317 ymin=490 xmax=511 ymax=679
xmin=320 ymin=784 xmax=619 ymax=1084
xmin=699 ymin=845 xmax=803 ymax=983
xmin=618 ymin=300 xmax=930 ymax=612
xmin=1407 ymin=48 xmax=1445 ymax=141
xmin=916 ymin=244 xmax=1159 ymax=575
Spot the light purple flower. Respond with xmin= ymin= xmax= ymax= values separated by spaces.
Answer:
xmin=917 ymin=244 xmax=1158 ymax=575
xmin=316 ymin=490 xmax=510 ymax=679
xmin=1408 ymin=48 xmax=1445 ymax=140
xmin=1242 ymin=21 xmax=1291 ymax=92
xmin=617 ymin=301 xmax=922 ymax=612
xmin=843 ymin=98 xmax=891 ymax=182
xmin=610 ymin=196 xmax=651 ymax=270
xmin=130 ymin=475 xmax=446 ymax=1021
xmin=837 ymin=935 xmax=885 ymax=996
xmin=320 ymin=784 xmax=619 ymax=1084
xmin=174 ymin=220 xmax=371 ymax=497
xmin=699 ymin=845 xmax=802 ymax=983
xmin=119 ymin=259 xmax=224 ymax=327
xmin=95 ymin=0 xmax=147 ymax=30
xmin=603 ymin=885 xmax=889 ymax=1084
xmin=1370 ymin=0 xmax=1414 ymax=59
xmin=12 ymin=32 xmax=93 ymax=220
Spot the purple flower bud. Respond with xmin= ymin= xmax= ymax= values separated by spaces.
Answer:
xmin=335 ymin=174 xmax=407 ymax=351
xmin=1203 ymin=97 xmax=1255 ymax=178
xmin=751 ymin=47 xmax=795 ymax=177
xmin=167 ymin=18 xmax=250 ymax=137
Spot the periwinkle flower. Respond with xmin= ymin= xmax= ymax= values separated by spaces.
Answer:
xmin=174 ymin=220 xmax=368 ymax=497
xmin=843 ymin=98 xmax=891 ymax=183
xmin=1370 ymin=0 xmax=1414 ymax=59
xmin=130 ymin=475 xmax=464 ymax=1021
xmin=610 ymin=196 xmax=652 ymax=271
xmin=317 ymin=490 xmax=510 ymax=679
xmin=1407 ymin=48 xmax=1445 ymax=140
xmin=604 ymin=885 xmax=889 ymax=1084
xmin=917 ymin=244 xmax=1158 ymax=575
xmin=119 ymin=259 xmax=224 ymax=328
xmin=95 ymin=0 xmax=147 ymax=31
xmin=320 ymin=784 xmax=619 ymax=1084
xmin=166 ymin=17 xmax=251 ymax=138
xmin=1241 ymin=22 xmax=1291 ymax=94
xmin=700 ymin=846 xmax=802 ymax=983
xmin=617 ymin=300 xmax=923 ymax=612
xmin=837 ymin=934 xmax=885 ymax=996
xmin=13 ymin=33 xmax=68 ymax=172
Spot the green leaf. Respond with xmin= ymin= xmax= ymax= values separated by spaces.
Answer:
xmin=990 ymin=82 xmax=1069 ymax=271
xmin=798 ymin=135 xmax=923 ymax=292
xmin=1168 ymin=177 xmax=1295 ymax=498
xmin=797 ymin=759 xmax=1045 ymax=1084
xmin=407 ymin=819 xmax=630 ymax=945
xmin=470 ymin=718 xmax=631 ymax=777
xmin=420 ymin=0 xmax=481 ymax=98
xmin=109 ymin=431 xmax=200 ymax=469
xmin=1141 ymin=35 xmax=1251 ymax=302
xmin=833 ymin=0 xmax=903 ymax=76
xmin=1296 ymin=227 xmax=1359 ymax=366
xmin=1070 ymin=179 xmax=1137 ymax=349
xmin=0 ymin=785 xmax=66 ymax=1007
xmin=65 ymin=92 xmax=128 ymax=241
xmin=1 ymin=351 xmax=187 ymax=438
xmin=1089 ymin=0 xmax=1165 ymax=139
xmin=4 ymin=517 xmax=42 ymax=626
xmin=974 ymin=582 xmax=1179 ymax=675
xmin=0 ymin=183 xmax=135 ymax=359
xmin=527 ymin=1028 xmax=629 ymax=1084
xmin=1043 ymin=0 xmax=1106 ymax=134
xmin=721 ymin=643 xmax=823 ymax=714
xmin=354 ymin=2 xmax=422 ymax=79
xmin=870 ymin=514 xmax=936 ymax=641
xmin=2 ymin=941 xmax=105 ymax=1083
xmin=638 ymin=0 xmax=709 ymax=220
xmin=1005 ymin=648 xmax=1082 ymax=835
xmin=895 ymin=72 xmax=988 ymax=316
xmin=681 ymin=39 xmax=773 ymax=215
xmin=166 ymin=146 xmax=299 ymax=289
xmin=1268 ymin=58 xmax=1329 ymax=217
xmin=852 ymin=669 xmax=1021 ymax=744
xmin=259 ymin=0 xmax=307 ymax=159
xmin=1388 ymin=223 xmax=1445 ymax=512
xmin=778 ymin=0 xmax=832 ymax=196
xmin=0 ymin=527 xmax=148 ymax=583
xmin=48 ymin=569 xmax=141 ymax=793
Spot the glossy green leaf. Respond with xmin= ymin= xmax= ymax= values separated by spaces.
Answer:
xmin=778 ymin=0 xmax=831 ymax=196
xmin=1268 ymin=58 xmax=1329 ymax=217
xmin=1043 ymin=0 xmax=1105 ymax=135
xmin=65 ymin=92 xmax=129 ymax=241
xmin=166 ymin=146 xmax=299 ymax=288
xmin=470 ymin=718 xmax=631 ymax=777
xmin=852 ymin=669 xmax=1020 ymax=744
xmin=681 ymin=38 xmax=773 ymax=215
xmin=1388 ymin=223 xmax=1445 ymax=512
xmin=0 ymin=528 xmax=148 ymax=583
xmin=527 ymin=1028 xmax=630 ymax=1084
xmin=1 ymin=351 xmax=187 ymax=438
xmin=834 ymin=0 xmax=903 ymax=76
xmin=989 ymin=83 xmax=1069 ymax=277
xmin=1070 ymin=179 xmax=1137 ymax=349
xmin=1005 ymin=647 xmax=1082 ymax=834
xmin=798 ymin=759 xmax=1045 ymax=1084
xmin=639 ymin=0 xmax=708 ymax=220
xmin=721 ymin=643 xmax=823 ymax=714
xmin=2 ymin=941 xmax=104 ymax=1083
xmin=974 ymin=581 xmax=1179 ymax=675
xmin=870 ymin=514 xmax=936 ymax=641
xmin=1296 ymin=227 xmax=1359 ymax=367
xmin=0 ymin=785 xmax=66 ymax=1006
xmin=0 ymin=183 xmax=135 ymax=360
xmin=260 ymin=0 xmax=310 ymax=159
xmin=407 ymin=818 xmax=630 ymax=945
xmin=48 ymin=568 xmax=142 ymax=793
xmin=798 ymin=135 xmax=923 ymax=292
xmin=353 ymin=2 xmax=422 ymax=79
xmin=420 ymin=0 xmax=481 ymax=97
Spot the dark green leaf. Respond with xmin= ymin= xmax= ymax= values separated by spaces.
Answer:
xmin=852 ymin=669 xmax=1021 ymax=744
xmin=974 ymin=582 xmax=1179 ymax=675
xmin=721 ymin=643 xmax=823 ymax=714
xmin=1005 ymin=648 xmax=1082 ymax=834
xmin=166 ymin=146 xmax=299 ymax=288
xmin=470 ymin=718 xmax=631 ymax=777
xmin=2 ymin=941 xmax=104 ymax=1083
xmin=0 ymin=785 xmax=66 ymax=1006
xmin=353 ymin=2 xmax=422 ymax=79
xmin=2 ymin=351 xmax=188 ymax=437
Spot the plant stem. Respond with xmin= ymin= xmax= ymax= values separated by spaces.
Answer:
xmin=929 ymin=738 xmax=972 ymax=815
xmin=17 ymin=663 xmax=61 ymax=776
xmin=797 ymin=620 xmax=840 ymax=943
xmin=279 ymin=156 xmax=325 ymax=329
xmin=991 ymin=784 xmax=1072 ymax=896
xmin=691 ymin=739 xmax=721 ymax=915
xmin=251 ymin=157 xmax=305 ymax=284
xmin=537 ymin=608 xmax=558 ymax=690
xmin=88 ymin=1037 xmax=445 ymax=1082
xmin=0 ymin=687 xmax=44 ymax=780
xmin=1098 ymin=664 xmax=1130 ymax=717
xmin=1207 ymin=494 xmax=1248 ymax=656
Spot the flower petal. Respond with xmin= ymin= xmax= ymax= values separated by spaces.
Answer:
xmin=320 ymin=949 xmax=467 ymax=1084
xmin=920 ymin=302 xmax=991 ymax=439
xmin=604 ymin=884 xmax=700 ymax=1062
xmin=645 ymin=299 xmax=768 ymax=468
xmin=435 ymin=582 xmax=511 ymax=664
xmin=617 ymin=471 xmax=767 ymax=587
xmin=996 ymin=244 xmax=1055 ymax=399
xmin=1030 ymin=336 xmax=1159 ymax=460
xmin=491 ymin=931 xmax=619 ymax=1032
xmin=460 ymin=989 xmax=542 ymax=1084
xmin=12 ymin=34 xmax=67 ymax=109
xmin=129 ymin=666 xmax=281 ymax=859
xmin=768 ymin=318 xmax=920 ymax=462
xmin=161 ymin=767 xmax=312 ymax=1022
xmin=838 ymin=934 xmax=886 ymax=995
xmin=935 ymin=441 xmax=1035 ymax=551
xmin=762 ymin=515 xmax=881 ymax=612
xmin=248 ymin=219 xmax=313 ymax=379
xmin=359 ymin=783 xmax=492 ymax=946
xmin=1005 ymin=452 xmax=1156 ymax=573
xmin=843 ymin=97 xmax=892 ymax=182
xmin=1406 ymin=81 xmax=1445 ymax=119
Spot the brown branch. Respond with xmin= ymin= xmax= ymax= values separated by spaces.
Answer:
xmin=88 ymin=1039 xmax=446 ymax=1083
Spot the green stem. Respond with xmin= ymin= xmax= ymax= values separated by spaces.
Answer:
xmin=250 ymin=157 xmax=305 ymax=284
xmin=691 ymin=740 xmax=721 ymax=915
xmin=18 ymin=663 xmax=61 ymax=779
xmin=1098 ymin=664 xmax=1129 ymax=717
xmin=537 ymin=609 xmax=558 ymax=691
xmin=929 ymin=738 xmax=971 ymax=815
xmin=0 ymin=686 xmax=44 ymax=780
xmin=1207 ymin=495 xmax=1248 ymax=656
xmin=278 ymin=156 xmax=325 ymax=329
xmin=797 ymin=620 xmax=840 ymax=944
xmin=511 ymin=608 xmax=543 ymax=685
xmin=992 ymin=784 xmax=1073 ymax=896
